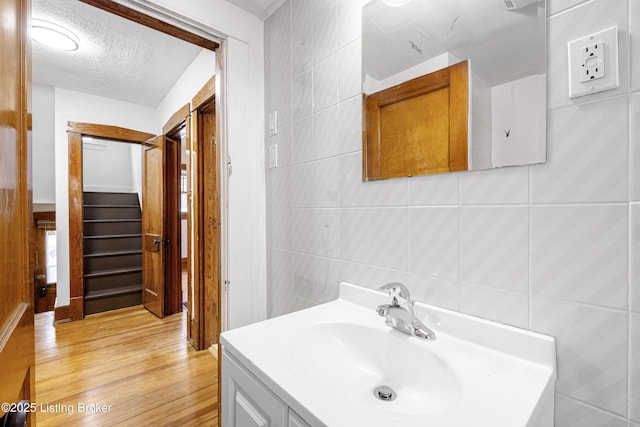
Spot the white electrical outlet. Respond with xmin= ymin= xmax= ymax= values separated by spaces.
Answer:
xmin=579 ymin=42 xmax=604 ymax=82
xmin=568 ymin=26 xmax=618 ymax=99
xmin=269 ymin=144 xmax=278 ymax=168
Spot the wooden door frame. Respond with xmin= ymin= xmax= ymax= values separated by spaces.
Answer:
xmin=162 ymin=104 xmax=191 ymax=320
xmin=190 ymin=76 xmax=220 ymax=352
xmin=62 ymin=122 xmax=155 ymax=322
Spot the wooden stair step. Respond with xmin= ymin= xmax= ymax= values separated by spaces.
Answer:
xmin=84 ymin=266 xmax=142 ymax=279
xmin=84 ymin=250 xmax=142 ymax=258
xmin=84 ymin=219 xmax=141 ymax=223
xmin=83 ymin=204 xmax=140 ymax=208
xmin=85 ymin=284 xmax=142 ymax=300
xmin=84 ymin=234 xmax=142 ymax=240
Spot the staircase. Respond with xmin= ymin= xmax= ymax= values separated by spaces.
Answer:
xmin=83 ymin=192 xmax=143 ymax=315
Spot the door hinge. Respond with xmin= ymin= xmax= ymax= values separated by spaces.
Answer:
xmin=227 ymin=155 xmax=232 ymax=177
xmin=223 ymin=280 xmax=230 ymax=291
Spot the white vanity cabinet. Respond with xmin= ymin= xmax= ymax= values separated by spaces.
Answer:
xmin=222 ymin=349 xmax=313 ymax=427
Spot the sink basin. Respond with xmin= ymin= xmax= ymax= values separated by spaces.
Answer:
xmin=221 ymin=282 xmax=556 ymax=427
xmin=287 ymin=322 xmax=462 ymax=415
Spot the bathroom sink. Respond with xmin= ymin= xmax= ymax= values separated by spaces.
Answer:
xmin=287 ymin=322 xmax=462 ymax=415
xmin=221 ymin=283 xmax=556 ymax=427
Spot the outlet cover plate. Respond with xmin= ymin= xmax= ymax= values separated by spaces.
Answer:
xmin=568 ymin=26 xmax=619 ymax=99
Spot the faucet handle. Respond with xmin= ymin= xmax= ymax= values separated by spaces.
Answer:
xmin=378 ymin=282 xmax=412 ymax=306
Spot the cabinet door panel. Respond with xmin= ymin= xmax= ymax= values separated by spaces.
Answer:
xmin=222 ymin=350 xmax=287 ymax=427
xmin=236 ymin=391 xmax=268 ymax=427
xmin=288 ymin=409 xmax=311 ymax=427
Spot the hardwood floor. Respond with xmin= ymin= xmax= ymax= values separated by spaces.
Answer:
xmin=35 ymin=306 xmax=218 ymax=426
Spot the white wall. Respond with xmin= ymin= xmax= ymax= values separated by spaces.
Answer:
xmin=54 ymin=88 xmax=157 ymax=307
xmin=130 ymin=144 xmax=142 ymax=205
xmin=32 ymin=83 xmax=56 ymax=205
xmin=83 ymin=138 xmax=137 ymax=193
xmin=156 ymin=48 xmax=217 ymax=128
xmin=265 ymin=0 xmax=640 ymax=424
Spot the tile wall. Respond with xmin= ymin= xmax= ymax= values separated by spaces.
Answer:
xmin=264 ymin=0 xmax=640 ymax=424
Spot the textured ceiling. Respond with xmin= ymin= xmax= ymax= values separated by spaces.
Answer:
xmin=32 ymin=0 xmax=203 ymax=107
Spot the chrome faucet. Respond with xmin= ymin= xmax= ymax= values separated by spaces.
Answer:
xmin=377 ymin=282 xmax=436 ymax=340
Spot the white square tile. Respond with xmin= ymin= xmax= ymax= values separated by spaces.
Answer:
xmin=327 ymin=259 xmax=371 ymax=289
xmin=310 ymin=208 xmax=340 ymax=257
xmin=460 ymin=167 xmax=529 ymax=205
xmin=632 ymin=204 xmax=640 ymax=313
xmin=311 ymin=256 xmax=333 ymax=304
xmin=292 ymin=0 xmax=313 ymax=25
xmin=337 ymin=95 xmax=363 ymax=155
xmin=314 ymin=0 xmax=335 ymax=15
xmin=530 ymin=96 xmax=629 ymax=204
xmin=547 ymin=0 xmax=629 ymax=110
xmin=290 ymin=209 xmax=315 ymax=254
xmin=366 ymin=177 xmax=409 ymax=207
xmin=531 ymin=297 xmax=628 ymax=416
xmin=289 ymin=251 xmax=316 ymax=300
xmin=369 ymin=208 xmax=408 ymax=271
xmin=530 ymin=205 xmax=628 ymax=309
xmin=313 ymin=105 xmax=339 ymax=159
xmin=313 ymin=54 xmax=338 ymax=112
xmin=631 ymin=93 xmax=640 ymax=201
xmin=271 ymin=289 xmax=315 ymax=317
xmin=292 ymin=70 xmax=313 ymax=121
xmin=338 ymin=39 xmax=362 ymax=102
xmin=554 ymin=394 xmax=628 ymax=427
xmin=339 ymin=152 xmax=368 ymax=207
xmin=631 ymin=0 xmax=640 ymax=92
xmin=291 ymin=163 xmax=314 ymax=208
xmin=339 ymin=208 xmax=370 ymax=264
xmin=270 ymin=209 xmax=291 ymax=250
xmin=631 ymin=312 xmax=640 ymax=421
xmin=407 ymin=273 xmax=459 ymax=311
xmin=337 ymin=0 xmax=361 ymax=48
xmin=271 ymin=249 xmax=292 ymax=293
xmin=292 ymin=117 xmax=313 ymax=164
xmin=408 ymin=207 xmax=459 ymax=282
xmin=313 ymin=157 xmax=341 ymax=207
xmin=292 ymin=18 xmax=313 ymax=77
xmin=339 ymin=152 xmax=408 ymax=207
xmin=460 ymin=206 xmax=529 ymax=293
xmin=269 ymin=165 xmax=291 ymax=209
xmin=313 ymin=1 xmax=337 ymax=64
xmin=459 ymin=283 xmax=528 ymax=329
xmin=408 ymin=173 xmax=460 ymax=206
xmin=367 ymin=266 xmax=409 ymax=291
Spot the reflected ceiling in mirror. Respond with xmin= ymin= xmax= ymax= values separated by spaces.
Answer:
xmin=362 ymin=0 xmax=546 ymax=175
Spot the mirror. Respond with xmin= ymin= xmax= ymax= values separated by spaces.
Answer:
xmin=362 ymin=0 xmax=546 ymax=179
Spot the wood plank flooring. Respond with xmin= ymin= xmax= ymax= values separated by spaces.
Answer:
xmin=35 ymin=306 xmax=218 ymax=426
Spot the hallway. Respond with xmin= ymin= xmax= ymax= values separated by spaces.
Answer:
xmin=35 ymin=306 xmax=218 ymax=426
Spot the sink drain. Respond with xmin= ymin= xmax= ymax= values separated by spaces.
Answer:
xmin=373 ymin=385 xmax=396 ymax=401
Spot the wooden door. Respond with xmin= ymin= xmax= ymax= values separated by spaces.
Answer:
xmin=0 ymin=0 xmax=35 ymax=423
xmin=142 ymin=136 xmax=166 ymax=318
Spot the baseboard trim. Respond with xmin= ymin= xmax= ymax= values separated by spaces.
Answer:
xmin=54 ymin=305 xmax=71 ymax=323
xmin=54 ymin=297 xmax=84 ymax=323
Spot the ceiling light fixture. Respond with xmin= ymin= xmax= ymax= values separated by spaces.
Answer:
xmin=32 ymin=19 xmax=80 ymax=51
xmin=382 ymin=0 xmax=412 ymax=6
